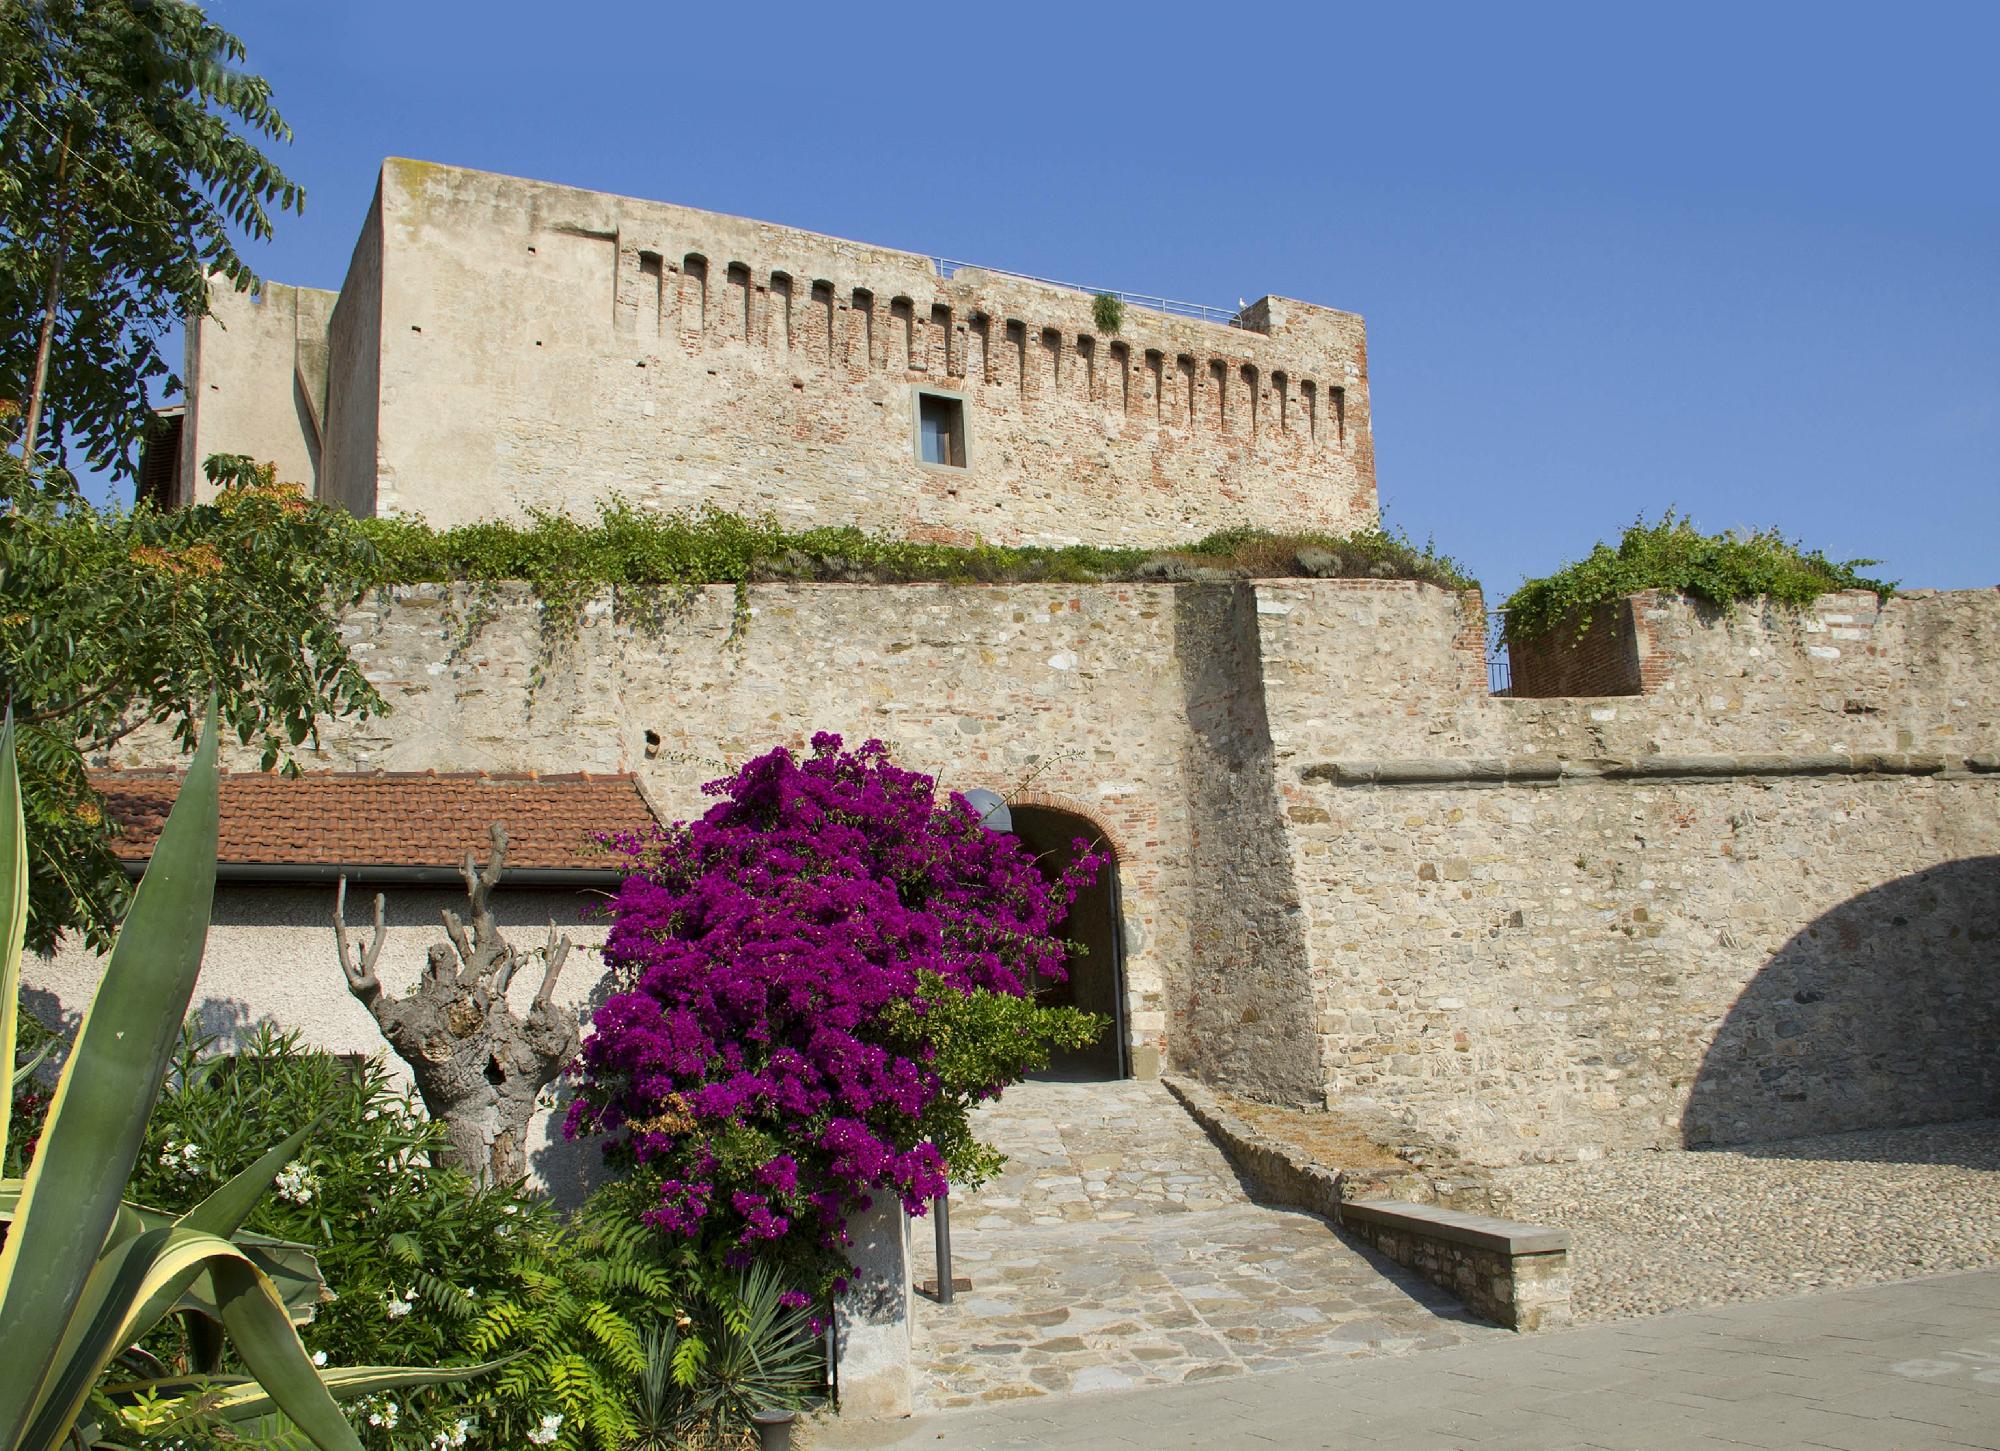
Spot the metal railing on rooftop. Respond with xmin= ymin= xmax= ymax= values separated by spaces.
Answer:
xmin=931 ymin=257 xmax=1248 ymax=328
xmin=1486 ymin=610 xmax=1513 ymax=695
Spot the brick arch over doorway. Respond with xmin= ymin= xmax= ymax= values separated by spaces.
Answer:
xmin=1008 ymin=800 xmax=1128 ymax=1080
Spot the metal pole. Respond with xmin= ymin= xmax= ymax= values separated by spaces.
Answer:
xmin=933 ymin=1192 xmax=953 ymax=1304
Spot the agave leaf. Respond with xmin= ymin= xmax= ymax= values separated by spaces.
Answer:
xmin=9 ymin=1039 xmax=51 ymax=1092
xmin=0 ymin=712 xmax=220 ymax=1449
xmin=21 ymin=1227 xmax=361 ymax=1451
xmin=203 ymin=1359 xmax=519 ymax=1422
xmin=0 ymin=714 xmax=27 ymax=1171
xmin=178 ymin=1121 xmax=317 ymax=1238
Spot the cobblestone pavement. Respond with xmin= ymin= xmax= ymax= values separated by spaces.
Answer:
xmin=1487 ymin=1118 xmax=2000 ymax=1323
xmin=823 ymin=1269 xmax=2000 ymax=1450
xmin=907 ymin=1079 xmax=1500 ymax=1412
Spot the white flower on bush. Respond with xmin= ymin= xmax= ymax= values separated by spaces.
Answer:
xmin=526 ymin=1411 xmax=563 ymax=1445
xmin=366 ymin=1401 xmax=399 ymax=1430
xmin=311 ymin=1350 xmax=327 ymax=1367
xmin=274 ymin=1160 xmax=320 ymax=1204
xmin=431 ymin=1418 xmax=475 ymax=1449
xmin=384 ymin=1289 xmax=414 ymax=1319
xmin=158 ymin=1141 xmax=203 ymax=1176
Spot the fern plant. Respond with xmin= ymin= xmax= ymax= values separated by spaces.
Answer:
xmin=463 ymin=1207 xmax=688 ymax=1451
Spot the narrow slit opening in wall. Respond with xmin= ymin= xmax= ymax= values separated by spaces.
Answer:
xmin=1272 ymin=370 xmax=1288 ymax=433
xmin=681 ymin=254 xmax=708 ymax=332
xmin=969 ymin=313 xmax=991 ymax=383
xmin=891 ymin=296 xmax=916 ymax=371
xmin=1332 ymin=385 xmax=1346 ymax=443
xmin=1006 ymin=320 xmax=1028 ymax=395
xmin=1110 ymin=341 xmax=1130 ymax=413
xmin=1209 ymin=359 xmax=1228 ymax=428
xmin=1302 ymin=379 xmax=1317 ymax=438
xmin=1241 ymin=364 xmax=1259 ymax=437
xmin=1077 ymin=334 xmax=1096 ymax=399
xmin=918 ymin=392 xmax=966 ymax=468
xmin=931 ymin=304 xmax=954 ymax=375
xmin=1146 ymin=350 xmax=1165 ymax=422
xmin=1040 ymin=328 xmax=1062 ymax=390
xmin=811 ymin=280 xmax=835 ymax=361
xmin=769 ymin=271 xmax=793 ymax=350
xmin=725 ymin=263 xmax=751 ymax=341
xmin=637 ymin=251 xmax=664 ymax=329
xmin=851 ymin=288 xmax=875 ymax=367
xmin=1177 ymin=355 xmax=1196 ymax=425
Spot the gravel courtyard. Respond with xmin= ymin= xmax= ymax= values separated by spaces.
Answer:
xmin=1486 ymin=1117 xmax=2000 ymax=1322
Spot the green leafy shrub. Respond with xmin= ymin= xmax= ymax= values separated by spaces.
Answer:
xmin=1090 ymin=292 xmax=1124 ymax=334
xmin=127 ymin=1025 xmax=815 ymax=1451
xmin=131 ymin=1025 xmax=678 ymax=1450
xmin=1502 ymin=513 xmax=1893 ymax=646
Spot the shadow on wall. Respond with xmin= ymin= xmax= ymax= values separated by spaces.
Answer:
xmin=1681 ymin=857 xmax=2000 ymax=1157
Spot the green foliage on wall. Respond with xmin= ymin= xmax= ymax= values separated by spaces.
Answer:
xmin=361 ymin=504 xmax=1475 ymax=606
xmin=1090 ymin=292 xmax=1124 ymax=335
xmin=1501 ymin=514 xmax=1893 ymax=646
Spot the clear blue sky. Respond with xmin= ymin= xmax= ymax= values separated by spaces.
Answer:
xmin=162 ymin=0 xmax=1998 ymax=596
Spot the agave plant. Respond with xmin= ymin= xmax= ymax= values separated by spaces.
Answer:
xmin=0 ymin=711 xmax=495 ymax=1450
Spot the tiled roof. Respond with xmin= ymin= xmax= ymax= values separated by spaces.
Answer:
xmin=91 ymin=770 xmax=661 ymax=874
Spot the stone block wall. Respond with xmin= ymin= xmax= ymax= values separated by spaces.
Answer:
xmin=1505 ymin=598 xmax=1646 ymax=697
xmin=53 ymin=579 xmax=2000 ymax=1174
xmin=1259 ymin=583 xmax=2000 ymax=1164
xmin=189 ymin=159 xmax=1378 ymax=546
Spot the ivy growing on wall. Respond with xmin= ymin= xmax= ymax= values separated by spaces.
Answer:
xmin=1501 ymin=513 xmax=1894 ymax=646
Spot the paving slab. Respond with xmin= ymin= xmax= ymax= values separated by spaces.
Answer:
xmin=907 ymin=1079 xmax=1500 ymax=1411
xmin=818 ymin=1269 xmax=2000 ymax=1450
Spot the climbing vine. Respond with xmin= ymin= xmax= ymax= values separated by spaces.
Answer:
xmin=1501 ymin=513 xmax=1893 ymax=646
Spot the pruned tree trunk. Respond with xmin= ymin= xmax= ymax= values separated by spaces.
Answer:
xmin=333 ymin=823 xmax=581 ymax=1185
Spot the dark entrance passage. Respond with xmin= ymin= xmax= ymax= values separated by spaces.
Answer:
xmin=1009 ymin=805 xmax=1126 ymax=1079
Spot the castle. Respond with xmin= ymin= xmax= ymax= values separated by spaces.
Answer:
xmin=62 ymin=158 xmax=2000 ymax=1175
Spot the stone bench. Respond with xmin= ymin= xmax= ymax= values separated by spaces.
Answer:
xmin=1337 ymin=1199 xmax=1572 ymax=1331
xmin=1162 ymin=1075 xmax=1573 ymax=1331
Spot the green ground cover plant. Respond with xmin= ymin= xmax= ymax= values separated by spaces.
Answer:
xmin=1501 ymin=513 xmax=1893 ymax=645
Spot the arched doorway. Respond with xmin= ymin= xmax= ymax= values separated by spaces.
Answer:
xmin=1008 ymin=805 xmax=1127 ymax=1079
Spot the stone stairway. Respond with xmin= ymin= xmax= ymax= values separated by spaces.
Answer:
xmin=908 ymin=1079 xmax=1502 ymax=1412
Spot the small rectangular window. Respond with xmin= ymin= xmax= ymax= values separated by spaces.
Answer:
xmin=917 ymin=392 xmax=966 ymax=468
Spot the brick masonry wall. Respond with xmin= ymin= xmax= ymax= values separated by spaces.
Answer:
xmin=1505 ymin=599 xmax=1643 ymax=697
xmin=76 ymin=581 xmax=2000 ymax=1171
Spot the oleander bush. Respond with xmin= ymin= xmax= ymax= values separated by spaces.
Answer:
xmin=567 ymin=734 xmax=1107 ymax=1298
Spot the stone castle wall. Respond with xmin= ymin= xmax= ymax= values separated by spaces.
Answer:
xmin=189 ymin=160 xmax=1377 ymax=545
xmin=47 ymin=580 xmax=2000 ymax=1171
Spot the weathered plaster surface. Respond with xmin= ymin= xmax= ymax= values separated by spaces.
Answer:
xmin=187 ymin=160 xmax=1377 ymax=544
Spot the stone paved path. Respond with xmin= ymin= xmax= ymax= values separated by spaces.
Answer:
xmin=1487 ymin=1118 xmax=2000 ymax=1322
xmin=906 ymin=1079 xmax=1500 ymax=1412
xmin=822 ymin=1268 xmax=2000 ymax=1449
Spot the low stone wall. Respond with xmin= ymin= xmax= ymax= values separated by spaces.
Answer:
xmin=1339 ymin=1200 xmax=1573 ymax=1332
xmin=1163 ymin=1076 xmax=1571 ymax=1330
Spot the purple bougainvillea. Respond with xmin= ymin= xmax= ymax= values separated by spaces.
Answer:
xmin=568 ymin=734 xmax=1105 ymax=1291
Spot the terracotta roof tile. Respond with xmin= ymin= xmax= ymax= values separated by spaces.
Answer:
xmin=90 ymin=770 xmax=661 ymax=873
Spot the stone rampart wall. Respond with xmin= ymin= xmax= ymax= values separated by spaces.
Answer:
xmin=66 ymin=580 xmax=2000 ymax=1170
xmin=1257 ymin=584 xmax=2000 ymax=1164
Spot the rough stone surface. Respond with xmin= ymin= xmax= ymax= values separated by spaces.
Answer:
xmin=905 ymin=1080 xmax=1502 ymax=1412
xmin=1164 ymin=1075 xmax=1572 ymax=1330
xmin=192 ymin=159 xmax=1378 ymax=544
xmin=38 ymin=581 xmax=2000 ymax=1173
xmin=1486 ymin=1117 xmax=2000 ymax=1323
